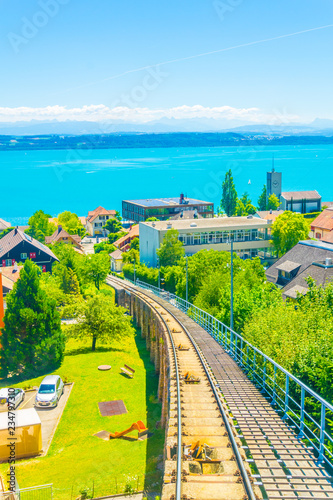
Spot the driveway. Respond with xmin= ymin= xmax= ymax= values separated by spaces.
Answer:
xmin=19 ymin=384 xmax=73 ymax=455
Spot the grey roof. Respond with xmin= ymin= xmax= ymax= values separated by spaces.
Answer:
xmin=284 ymin=285 xmax=309 ymax=299
xmin=266 ymin=240 xmax=333 ymax=285
xmin=276 ymin=260 xmax=301 ymax=273
xmin=281 ymin=190 xmax=321 ymax=201
xmin=123 ymin=197 xmax=212 ymax=208
xmin=110 ymin=249 xmax=123 ymax=260
xmin=0 ymin=228 xmax=59 ymax=262
xmin=141 ymin=216 xmax=271 ymax=231
xmin=283 ymin=264 xmax=333 ymax=298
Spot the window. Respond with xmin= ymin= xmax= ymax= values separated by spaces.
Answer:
xmin=21 ymin=253 xmax=27 ymax=260
xmin=30 ymin=252 xmax=36 ymax=259
xmin=316 ymin=233 xmax=321 ymax=239
xmin=6 ymin=259 xmax=13 ymax=266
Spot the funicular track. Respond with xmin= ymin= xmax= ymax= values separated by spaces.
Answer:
xmin=107 ymin=276 xmax=333 ymax=500
xmin=107 ymin=276 xmax=257 ymax=500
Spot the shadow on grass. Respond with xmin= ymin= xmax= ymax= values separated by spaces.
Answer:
xmin=65 ymin=345 xmax=126 ymax=357
xmin=134 ymin=329 xmax=164 ymax=496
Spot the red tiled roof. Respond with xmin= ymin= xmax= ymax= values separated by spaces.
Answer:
xmin=323 ymin=232 xmax=333 ymax=244
xmin=311 ymin=209 xmax=333 ymax=232
xmin=87 ymin=206 xmax=116 ymax=222
xmin=45 ymin=226 xmax=82 ymax=245
xmin=1 ymin=265 xmax=23 ymax=283
xmin=110 ymin=249 xmax=123 ymax=260
xmin=114 ymin=225 xmax=139 ymax=249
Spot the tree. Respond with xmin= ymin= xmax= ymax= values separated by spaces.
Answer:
xmin=271 ymin=211 xmax=309 ymax=257
xmin=157 ymin=229 xmax=185 ymax=267
xmin=0 ymin=260 xmax=65 ymax=378
xmin=108 ymin=231 xmax=127 ymax=244
xmin=235 ymin=192 xmax=257 ymax=216
xmin=146 ymin=217 xmax=159 ymax=222
xmin=123 ymin=248 xmax=139 ymax=264
xmin=103 ymin=218 xmax=123 ymax=234
xmin=257 ymin=185 xmax=267 ymax=211
xmin=115 ymin=210 xmax=122 ymax=221
xmin=25 ymin=210 xmax=56 ymax=242
xmin=267 ymin=194 xmax=281 ymax=210
xmin=94 ymin=242 xmax=116 ymax=254
xmin=57 ymin=211 xmax=86 ymax=237
xmin=130 ymin=237 xmax=139 ymax=250
xmin=84 ymin=253 xmax=110 ymax=290
xmin=221 ymin=170 xmax=237 ymax=216
xmin=67 ymin=293 xmax=135 ymax=351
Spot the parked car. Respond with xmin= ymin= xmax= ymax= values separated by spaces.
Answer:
xmin=0 ymin=388 xmax=25 ymax=410
xmin=35 ymin=375 xmax=64 ymax=408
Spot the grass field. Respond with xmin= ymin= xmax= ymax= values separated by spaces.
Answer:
xmin=0 ymin=330 xmax=165 ymax=499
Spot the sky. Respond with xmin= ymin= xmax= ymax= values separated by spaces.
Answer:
xmin=0 ymin=0 xmax=333 ymax=125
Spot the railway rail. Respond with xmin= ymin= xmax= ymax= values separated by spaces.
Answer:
xmin=107 ymin=276 xmax=333 ymax=500
xmin=107 ymin=276 xmax=257 ymax=500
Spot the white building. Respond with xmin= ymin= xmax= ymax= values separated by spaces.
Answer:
xmin=139 ymin=216 xmax=275 ymax=267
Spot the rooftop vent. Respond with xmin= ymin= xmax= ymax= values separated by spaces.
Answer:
xmin=166 ymin=222 xmax=172 ymax=229
xmin=247 ymin=215 xmax=253 ymax=219
xmin=190 ymin=222 xmax=197 ymax=227
xmin=326 ymin=257 xmax=333 ymax=266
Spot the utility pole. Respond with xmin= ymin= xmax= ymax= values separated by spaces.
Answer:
xmin=230 ymin=238 xmax=234 ymax=331
xmin=186 ymin=256 xmax=188 ymax=304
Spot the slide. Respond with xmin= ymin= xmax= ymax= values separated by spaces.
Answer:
xmin=109 ymin=421 xmax=148 ymax=439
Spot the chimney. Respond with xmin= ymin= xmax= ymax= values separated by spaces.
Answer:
xmin=270 ymin=209 xmax=272 ymax=214
xmin=57 ymin=225 xmax=63 ymax=234
xmin=180 ymin=193 xmax=184 ymax=205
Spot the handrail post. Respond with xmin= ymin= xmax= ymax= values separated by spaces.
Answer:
xmin=240 ymin=338 xmax=243 ymax=367
xmin=319 ymin=403 xmax=326 ymax=462
xmin=299 ymin=386 xmax=305 ymax=438
xmin=263 ymin=358 xmax=266 ymax=393
xmin=283 ymin=375 xmax=289 ymax=420
xmin=272 ymin=365 xmax=277 ymax=405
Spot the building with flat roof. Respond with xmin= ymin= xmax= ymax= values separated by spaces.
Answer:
xmin=122 ymin=194 xmax=214 ymax=223
xmin=280 ymin=191 xmax=321 ymax=213
xmin=139 ymin=216 xmax=274 ymax=267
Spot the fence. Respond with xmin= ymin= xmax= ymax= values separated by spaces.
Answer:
xmin=0 ymin=485 xmax=52 ymax=500
xmin=134 ymin=278 xmax=333 ymax=468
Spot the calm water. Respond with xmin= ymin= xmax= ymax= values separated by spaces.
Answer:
xmin=0 ymin=145 xmax=332 ymax=225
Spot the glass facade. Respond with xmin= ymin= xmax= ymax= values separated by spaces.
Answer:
xmin=178 ymin=227 xmax=269 ymax=245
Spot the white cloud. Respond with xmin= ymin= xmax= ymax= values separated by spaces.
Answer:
xmin=0 ymin=104 xmax=300 ymax=124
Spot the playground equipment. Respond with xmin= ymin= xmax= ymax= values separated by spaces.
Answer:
xmin=109 ymin=420 xmax=148 ymax=439
xmin=120 ymin=364 xmax=135 ymax=378
xmin=183 ymin=372 xmax=201 ymax=384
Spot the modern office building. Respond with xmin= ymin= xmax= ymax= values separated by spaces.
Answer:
xmin=139 ymin=216 xmax=274 ymax=267
xmin=122 ymin=194 xmax=214 ymax=223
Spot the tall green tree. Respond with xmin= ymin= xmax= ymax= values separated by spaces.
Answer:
xmin=271 ymin=211 xmax=309 ymax=257
xmin=84 ymin=253 xmax=110 ymax=290
xmin=67 ymin=293 xmax=134 ymax=351
xmin=26 ymin=210 xmax=56 ymax=242
xmin=103 ymin=218 xmax=123 ymax=234
xmin=157 ymin=229 xmax=185 ymax=267
xmin=57 ymin=211 xmax=86 ymax=237
xmin=257 ymin=185 xmax=268 ymax=211
xmin=0 ymin=260 xmax=65 ymax=378
xmin=235 ymin=192 xmax=257 ymax=216
xmin=130 ymin=237 xmax=139 ymax=250
xmin=221 ymin=170 xmax=238 ymax=216
xmin=0 ymin=227 xmax=14 ymax=240
xmin=267 ymin=194 xmax=281 ymax=210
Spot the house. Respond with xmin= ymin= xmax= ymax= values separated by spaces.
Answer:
xmin=0 ymin=219 xmax=11 ymax=232
xmin=310 ymin=208 xmax=333 ymax=241
xmin=0 ymin=228 xmax=59 ymax=273
xmin=114 ymin=225 xmax=139 ymax=252
xmin=266 ymin=240 xmax=333 ymax=298
xmin=85 ymin=206 xmax=117 ymax=236
xmin=45 ymin=226 xmax=83 ymax=250
xmin=122 ymin=194 xmax=214 ymax=223
xmin=140 ymin=216 xmax=275 ymax=267
xmin=280 ymin=191 xmax=321 ymax=213
xmin=110 ymin=249 xmax=124 ymax=273
xmin=255 ymin=209 xmax=284 ymax=223
xmin=1 ymin=264 xmax=23 ymax=296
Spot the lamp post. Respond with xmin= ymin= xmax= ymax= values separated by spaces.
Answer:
xmin=133 ymin=259 xmax=136 ymax=285
xmin=230 ymin=238 xmax=234 ymax=331
xmin=186 ymin=256 xmax=188 ymax=304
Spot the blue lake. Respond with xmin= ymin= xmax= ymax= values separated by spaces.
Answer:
xmin=0 ymin=144 xmax=332 ymax=225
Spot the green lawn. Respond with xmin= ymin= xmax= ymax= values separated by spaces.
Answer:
xmin=0 ymin=332 xmax=164 ymax=499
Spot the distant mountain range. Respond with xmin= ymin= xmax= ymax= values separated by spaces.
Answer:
xmin=0 ymin=117 xmax=333 ymax=136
